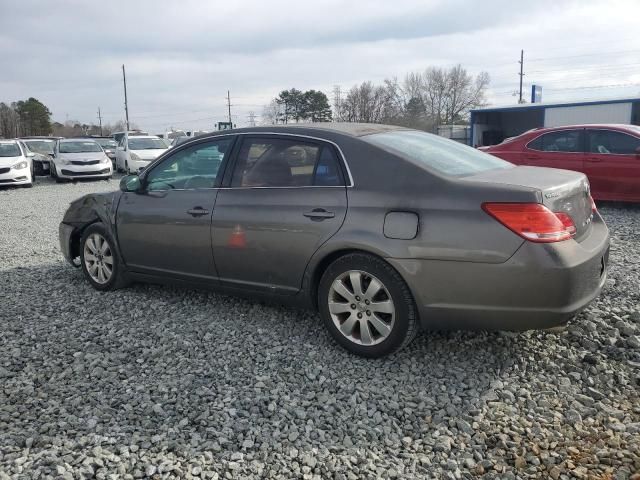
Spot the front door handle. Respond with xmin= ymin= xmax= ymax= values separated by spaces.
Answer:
xmin=303 ymin=208 xmax=335 ymax=220
xmin=187 ymin=207 xmax=210 ymax=217
xmin=585 ymin=157 xmax=602 ymax=163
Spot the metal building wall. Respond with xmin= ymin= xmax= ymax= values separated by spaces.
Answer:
xmin=544 ymin=102 xmax=632 ymax=127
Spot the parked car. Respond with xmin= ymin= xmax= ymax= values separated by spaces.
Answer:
xmin=114 ymin=135 xmax=169 ymax=174
xmin=0 ymin=139 xmax=34 ymax=187
xmin=20 ymin=137 xmax=57 ymax=175
xmin=112 ymin=130 xmax=149 ymax=145
xmin=60 ymin=124 xmax=609 ymax=357
xmin=480 ymin=124 xmax=640 ymax=202
xmin=51 ymin=138 xmax=113 ymax=182
xmin=93 ymin=137 xmax=118 ymax=164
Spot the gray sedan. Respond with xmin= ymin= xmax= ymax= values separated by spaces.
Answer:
xmin=59 ymin=124 xmax=609 ymax=357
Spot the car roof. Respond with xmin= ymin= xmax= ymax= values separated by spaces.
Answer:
xmin=59 ymin=138 xmax=100 ymax=142
xmin=198 ymin=123 xmax=411 ymax=141
xmin=526 ymin=124 xmax=640 ymax=134
xmin=0 ymin=139 xmax=19 ymax=144
xmin=127 ymin=135 xmax=162 ymax=140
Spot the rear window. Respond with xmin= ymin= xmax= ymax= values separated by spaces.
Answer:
xmin=363 ymin=130 xmax=512 ymax=176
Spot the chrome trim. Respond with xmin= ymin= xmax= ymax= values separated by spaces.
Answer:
xmin=170 ymin=131 xmax=355 ymax=187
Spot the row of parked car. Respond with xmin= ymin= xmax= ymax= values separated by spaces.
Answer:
xmin=0 ymin=131 xmax=174 ymax=187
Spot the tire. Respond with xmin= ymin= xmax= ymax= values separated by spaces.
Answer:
xmin=318 ymin=253 xmax=418 ymax=358
xmin=79 ymin=223 xmax=130 ymax=291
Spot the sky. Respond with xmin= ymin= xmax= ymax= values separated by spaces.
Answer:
xmin=1 ymin=0 xmax=639 ymax=133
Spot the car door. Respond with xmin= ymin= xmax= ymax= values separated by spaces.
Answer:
xmin=116 ymin=136 xmax=235 ymax=282
xmin=523 ymin=129 xmax=585 ymax=172
xmin=584 ymin=128 xmax=640 ymax=201
xmin=211 ymin=135 xmax=348 ymax=294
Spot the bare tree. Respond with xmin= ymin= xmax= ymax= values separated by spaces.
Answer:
xmin=262 ymin=99 xmax=283 ymax=125
xmin=339 ymin=81 xmax=394 ymax=123
xmin=421 ymin=65 xmax=489 ymax=127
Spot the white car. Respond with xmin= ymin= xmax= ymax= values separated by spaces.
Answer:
xmin=51 ymin=138 xmax=113 ymax=182
xmin=115 ymin=135 xmax=169 ymax=174
xmin=0 ymin=140 xmax=34 ymax=187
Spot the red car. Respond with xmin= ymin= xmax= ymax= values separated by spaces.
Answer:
xmin=480 ymin=124 xmax=640 ymax=202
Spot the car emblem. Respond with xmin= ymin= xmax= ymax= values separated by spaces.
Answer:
xmin=545 ymin=192 xmax=560 ymax=199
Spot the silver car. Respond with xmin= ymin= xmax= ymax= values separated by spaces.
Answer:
xmin=59 ymin=124 xmax=609 ymax=357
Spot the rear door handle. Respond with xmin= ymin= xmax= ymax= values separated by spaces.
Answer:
xmin=585 ymin=157 xmax=602 ymax=163
xmin=303 ymin=208 xmax=335 ymax=220
xmin=187 ymin=207 xmax=210 ymax=217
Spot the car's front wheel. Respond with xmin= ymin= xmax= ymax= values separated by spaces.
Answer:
xmin=80 ymin=223 xmax=129 ymax=291
xmin=318 ymin=253 xmax=418 ymax=358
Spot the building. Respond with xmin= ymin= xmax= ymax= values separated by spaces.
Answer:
xmin=470 ymin=97 xmax=640 ymax=147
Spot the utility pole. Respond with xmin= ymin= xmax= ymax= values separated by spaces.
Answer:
xmin=518 ymin=50 xmax=525 ymax=104
xmin=122 ymin=64 xmax=130 ymax=130
xmin=97 ymin=107 xmax=103 ymax=135
xmin=227 ymin=90 xmax=232 ymax=124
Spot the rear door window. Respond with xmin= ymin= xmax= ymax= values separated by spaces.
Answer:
xmin=527 ymin=130 xmax=583 ymax=153
xmin=231 ymin=137 xmax=345 ymax=187
xmin=587 ymin=129 xmax=640 ymax=155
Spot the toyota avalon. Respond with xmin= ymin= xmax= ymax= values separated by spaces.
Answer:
xmin=59 ymin=124 xmax=609 ymax=357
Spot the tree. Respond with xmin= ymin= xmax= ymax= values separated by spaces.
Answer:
xmin=276 ymin=88 xmax=305 ymax=123
xmin=14 ymin=97 xmax=52 ymax=136
xmin=262 ymin=99 xmax=283 ymax=125
xmin=302 ymin=90 xmax=332 ymax=122
xmin=339 ymin=81 xmax=393 ymax=123
xmin=411 ymin=65 xmax=489 ymax=128
xmin=0 ymin=102 xmax=21 ymax=138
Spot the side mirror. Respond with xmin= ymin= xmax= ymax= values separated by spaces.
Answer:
xmin=120 ymin=174 xmax=142 ymax=193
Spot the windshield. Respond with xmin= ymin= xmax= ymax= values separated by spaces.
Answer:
xmin=0 ymin=143 xmax=21 ymax=157
xmin=59 ymin=141 xmax=103 ymax=153
xmin=24 ymin=140 xmax=54 ymax=154
xmin=128 ymin=137 xmax=167 ymax=150
xmin=95 ymin=138 xmax=117 ymax=149
xmin=363 ymin=130 xmax=513 ymax=177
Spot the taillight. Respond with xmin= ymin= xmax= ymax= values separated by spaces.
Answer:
xmin=482 ymin=203 xmax=577 ymax=243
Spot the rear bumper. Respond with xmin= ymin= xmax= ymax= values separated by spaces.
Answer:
xmin=389 ymin=215 xmax=610 ymax=331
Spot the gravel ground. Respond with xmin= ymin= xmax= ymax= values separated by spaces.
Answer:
xmin=1 ymin=176 xmax=639 ymax=480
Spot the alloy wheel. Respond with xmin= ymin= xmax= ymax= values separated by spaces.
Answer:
xmin=83 ymin=233 xmax=114 ymax=284
xmin=328 ymin=270 xmax=396 ymax=346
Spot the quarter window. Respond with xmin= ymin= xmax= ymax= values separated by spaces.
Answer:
xmin=588 ymin=130 xmax=640 ymax=155
xmin=528 ymin=130 xmax=583 ymax=153
xmin=145 ymin=139 xmax=233 ymax=191
xmin=231 ymin=137 xmax=344 ymax=187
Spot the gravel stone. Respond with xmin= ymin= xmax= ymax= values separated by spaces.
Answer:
xmin=0 ymin=178 xmax=639 ymax=479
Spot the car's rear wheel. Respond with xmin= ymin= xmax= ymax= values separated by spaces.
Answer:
xmin=80 ymin=223 xmax=129 ymax=291
xmin=318 ymin=253 xmax=418 ymax=358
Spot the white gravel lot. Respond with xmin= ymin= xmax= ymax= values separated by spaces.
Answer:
xmin=0 ymin=176 xmax=639 ymax=480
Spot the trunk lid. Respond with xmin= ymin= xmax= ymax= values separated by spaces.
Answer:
xmin=465 ymin=166 xmax=594 ymax=240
